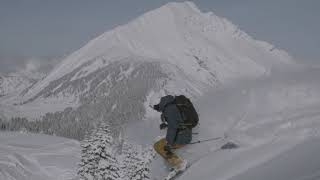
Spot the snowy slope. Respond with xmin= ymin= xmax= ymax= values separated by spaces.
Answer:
xmin=0 ymin=132 xmax=80 ymax=180
xmin=146 ymin=67 xmax=320 ymax=180
xmin=228 ymin=137 xmax=320 ymax=180
xmin=2 ymin=2 xmax=317 ymax=180
xmin=1 ymin=67 xmax=319 ymax=180
xmin=179 ymin=137 xmax=320 ymax=180
xmin=0 ymin=71 xmax=44 ymax=121
xmin=0 ymin=72 xmax=39 ymax=98
xmin=11 ymin=1 xmax=296 ymax=121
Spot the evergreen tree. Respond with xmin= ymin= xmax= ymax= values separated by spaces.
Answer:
xmin=78 ymin=122 xmax=155 ymax=180
xmin=119 ymin=142 xmax=155 ymax=180
xmin=78 ymin=123 xmax=121 ymax=180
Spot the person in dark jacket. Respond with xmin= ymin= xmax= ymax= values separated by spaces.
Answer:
xmin=153 ymin=95 xmax=192 ymax=155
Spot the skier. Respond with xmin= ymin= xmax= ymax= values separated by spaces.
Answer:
xmin=152 ymin=95 xmax=198 ymax=173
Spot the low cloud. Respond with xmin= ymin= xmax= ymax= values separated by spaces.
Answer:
xmin=0 ymin=56 xmax=61 ymax=74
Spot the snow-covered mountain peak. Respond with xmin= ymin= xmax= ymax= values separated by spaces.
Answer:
xmin=25 ymin=1 xmax=295 ymax=101
xmin=154 ymin=1 xmax=202 ymax=16
xmin=12 ymin=1 xmax=296 ymax=122
xmin=165 ymin=1 xmax=200 ymax=10
xmin=47 ymin=1 xmax=206 ymax=76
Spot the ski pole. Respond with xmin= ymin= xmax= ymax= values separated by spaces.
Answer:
xmin=188 ymin=137 xmax=222 ymax=145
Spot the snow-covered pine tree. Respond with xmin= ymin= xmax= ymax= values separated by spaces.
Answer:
xmin=119 ymin=142 xmax=155 ymax=180
xmin=78 ymin=122 xmax=121 ymax=180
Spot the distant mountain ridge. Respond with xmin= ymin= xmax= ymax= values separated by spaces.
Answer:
xmin=0 ymin=2 xmax=295 ymax=140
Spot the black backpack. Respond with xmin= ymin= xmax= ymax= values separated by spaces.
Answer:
xmin=173 ymin=95 xmax=199 ymax=129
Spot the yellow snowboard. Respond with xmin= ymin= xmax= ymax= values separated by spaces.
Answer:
xmin=153 ymin=138 xmax=184 ymax=169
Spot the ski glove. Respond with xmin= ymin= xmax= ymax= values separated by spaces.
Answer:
xmin=153 ymin=104 xmax=160 ymax=112
xmin=160 ymin=123 xmax=168 ymax=130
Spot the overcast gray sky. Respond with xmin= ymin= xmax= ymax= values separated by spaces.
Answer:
xmin=0 ymin=0 xmax=319 ymax=73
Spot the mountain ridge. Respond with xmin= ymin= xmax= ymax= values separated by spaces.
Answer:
xmin=22 ymin=1 xmax=294 ymax=102
xmin=0 ymin=2 xmax=296 ymax=140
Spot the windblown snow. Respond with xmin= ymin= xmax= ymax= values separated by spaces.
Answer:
xmin=0 ymin=1 xmax=319 ymax=180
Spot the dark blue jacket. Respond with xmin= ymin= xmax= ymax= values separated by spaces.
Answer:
xmin=157 ymin=95 xmax=192 ymax=145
